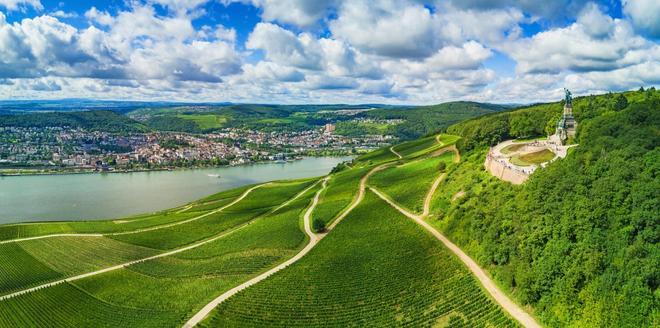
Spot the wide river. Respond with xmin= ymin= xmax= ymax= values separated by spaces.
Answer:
xmin=0 ymin=156 xmax=351 ymax=224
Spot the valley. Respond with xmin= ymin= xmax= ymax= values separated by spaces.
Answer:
xmin=0 ymin=89 xmax=656 ymax=327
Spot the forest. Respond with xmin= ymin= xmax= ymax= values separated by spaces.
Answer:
xmin=434 ymin=88 xmax=659 ymax=326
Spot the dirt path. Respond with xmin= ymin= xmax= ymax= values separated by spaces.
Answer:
xmin=182 ymin=177 xmax=329 ymax=328
xmin=422 ymin=173 xmax=446 ymax=217
xmin=0 ymin=180 xmax=322 ymax=302
xmin=183 ymin=163 xmax=391 ymax=327
xmin=326 ymin=163 xmax=390 ymax=231
xmin=0 ymin=183 xmax=269 ymax=245
xmin=389 ymin=145 xmax=402 ymax=159
xmin=370 ymin=187 xmax=540 ymax=328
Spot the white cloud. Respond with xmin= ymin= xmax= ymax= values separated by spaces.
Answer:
xmin=623 ymin=0 xmax=660 ymax=38
xmin=241 ymin=61 xmax=305 ymax=83
xmin=251 ymin=0 xmax=338 ymax=28
xmin=222 ymin=0 xmax=338 ymax=28
xmin=0 ymin=0 xmax=42 ymax=11
xmin=247 ymin=23 xmax=322 ymax=70
xmin=50 ymin=10 xmax=78 ymax=19
xmin=577 ymin=2 xmax=613 ymax=39
xmin=0 ymin=6 xmax=242 ymax=84
xmin=329 ymin=0 xmax=440 ymax=59
xmin=85 ymin=7 xmax=114 ymax=26
xmin=215 ymin=25 xmax=236 ymax=42
xmin=505 ymin=7 xmax=656 ymax=75
xmin=150 ymin=0 xmax=210 ymax=12
xmin=382 ymin=41 xmax=493 ymax=80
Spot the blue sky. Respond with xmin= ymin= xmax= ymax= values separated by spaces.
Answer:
xmin=0 ymin=0 xmax=658 ymax=104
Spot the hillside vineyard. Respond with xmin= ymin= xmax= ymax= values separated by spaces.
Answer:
xmin=0 ymin=89 xmax=657 ymax=327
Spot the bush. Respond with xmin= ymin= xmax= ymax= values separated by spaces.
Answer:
xmin=437 ymin=162 xmax=447 ymax=172
xmin=312 ymin=219 xmax=326 ymax=232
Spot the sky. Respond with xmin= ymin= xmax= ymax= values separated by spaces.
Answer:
xmin=0 ymin=0 xmax=658 ymax=104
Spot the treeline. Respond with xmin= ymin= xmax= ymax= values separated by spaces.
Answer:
xmin=437 ymin=88 xmax=659 ymax=326
xmin=0 ymin=110 xmax=148 ymax=133
xmin=363 ymin=101 xmax=506 ymax=139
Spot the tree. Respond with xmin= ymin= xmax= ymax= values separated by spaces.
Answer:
xmin=614 ymin=94 xmax=628 ymax=111
xmin=312 ymin=219 xmax=326 ymax=232
xmin=437 ymin=162 xmax=447 ymax=172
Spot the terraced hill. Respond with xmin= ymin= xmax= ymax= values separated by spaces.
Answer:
xmin=3 ymin=89 xmax=653 ymax=328
xmin=0 ymin=131 xmax=538 ymax=327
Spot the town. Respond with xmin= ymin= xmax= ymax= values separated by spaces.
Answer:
xmin=0 ymin=124 xmax=393 ymax=175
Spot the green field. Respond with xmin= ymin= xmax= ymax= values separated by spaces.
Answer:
xmin=510 ymin=149 xmax=555 ymax=166
xmin=202 ymin=191 xmax=516 ymax=327
xmin=369 ymin=152 xmax=454 ymax=213
xmin=177 ymin=114 xmax=227 ymax=130
xmin=109 ymin=181 xmax=315 ymax=250
xmin=0 ymin=182 xmax=321 ymax=327
xmin=312 ymin=166 xmax=370 ymax=226
xmin=500 ymin=143 xmax=526 ymax=154
xmin=353 ymin=147 xmax=397 ymax=166
xmin=392 ymin=134 xmax=460 ymax=158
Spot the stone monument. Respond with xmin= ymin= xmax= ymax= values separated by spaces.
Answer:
xmin=555 ymin=88 xmax=577 ymax=144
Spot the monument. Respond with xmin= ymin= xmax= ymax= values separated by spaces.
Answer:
xmin=555 ymin=88 xmax=577 ymax=144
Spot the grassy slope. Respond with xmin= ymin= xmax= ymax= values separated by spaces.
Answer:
xmin=0 ymin=186 xmax=255 ymax=242
xmin=312 ymin=166 xmax=371 ymax=226
xmin=204 ymin=191 xmax=516 ymax=327
xmin=369 ymin=152 xmax=454 ymax=213
xmin=0 ymin=182 xmax=320 ymax=327
xmin=109 ymin=181 xmax=315 ymax=250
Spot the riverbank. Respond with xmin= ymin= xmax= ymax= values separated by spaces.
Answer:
xmin=0 ymin=156 xmax=352 ymax=177
xmin=0 ymin=156 xmax=353 ymax=224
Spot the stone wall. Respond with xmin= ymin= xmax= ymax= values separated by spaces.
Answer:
xmin=484 ymin=156 xmax=529 ymax=185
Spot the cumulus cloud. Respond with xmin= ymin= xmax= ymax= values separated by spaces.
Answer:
xmin=85 ymin=7 xmax=114 ymax=26
xmin=1 ymin=0 xmax=658 ymax=103
xmin=330 ymin=0 xmax=440 ymax=59
xmin=505 ymin=6 xmax=657 ymax=75
xmin=247 ymin=23 xmax=322 ymax=70
xmin=0 ymin=5 xmax=243 ymax=85
xmin=623 ymin=0 xmax=660 ymax=38
xmin=252 ymin=0 xmax=338 ymax=28
xmin=0 ymin=0 xmax=42 ymax=11
xmin=577 ymin=2 xmax=614 ymax=38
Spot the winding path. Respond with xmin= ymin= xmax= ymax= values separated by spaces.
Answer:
xmin=182 ymin=177 xmax=330 ymax=328
xmin=183 ymin=163 xmax=391 ymax=327
xmin=422 ymin=172 xmax=446 ymax=217
xmin=0 ymin=180 xmax=321 ymax=302
xmin=326 ymin=163 xmax=390 ymax=231
xmin=389 ymin=145 xmax=402 ymax=159
xmin=369 ymin=186 xmax=540 ymax=328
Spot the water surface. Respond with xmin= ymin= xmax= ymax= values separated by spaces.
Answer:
xmin=0 ymin=157 xmax=351 ymax=224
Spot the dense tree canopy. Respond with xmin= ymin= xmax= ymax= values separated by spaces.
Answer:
xmin=437 ymin=89 xmax=659 ymax=327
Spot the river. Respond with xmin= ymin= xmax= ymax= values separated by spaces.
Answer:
xmin=0 ymin=156 xmax=351 ymax=224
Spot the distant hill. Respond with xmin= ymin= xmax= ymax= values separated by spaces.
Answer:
xmin=360 ymin=101 xmax=510 ymax=139
xmin=0 ymin=110 xmax=148 ymax=133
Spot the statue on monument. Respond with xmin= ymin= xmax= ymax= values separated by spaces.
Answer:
xmin=564 ymin=88 xmax=572 ymax=107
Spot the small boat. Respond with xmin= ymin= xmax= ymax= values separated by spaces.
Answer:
xmin=207 ymin=174 xmax=221 ymax=178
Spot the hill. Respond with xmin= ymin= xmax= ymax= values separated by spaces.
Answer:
xmin=436 ymin=87 xmax=659 ymax=326
xmin=0 ymin=89 xmax=655 ymax=327
xmin=361 ymin=101 xmax=509 ymax=139
xmin=0 ymin=110 xmax=148 ymax=133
